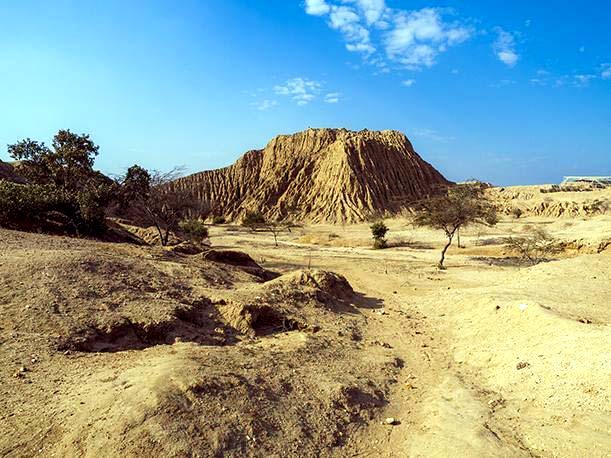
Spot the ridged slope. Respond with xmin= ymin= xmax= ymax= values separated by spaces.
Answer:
xmin=174 ymin=128 xmax=450 ymax=222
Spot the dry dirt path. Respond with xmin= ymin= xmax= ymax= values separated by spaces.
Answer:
xmin=218 ymin=228 xmax=610 ymax=457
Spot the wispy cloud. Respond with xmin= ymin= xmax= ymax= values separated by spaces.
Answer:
xmin=303 ymin=1 xmax=473 ymax=71
xmin=529 ymin=68 xmax=606 ymax=88
xmin=573 ymin=74 xmax=596 ymax=87
xmin=493 ymin=28 xmax=518 ymax=67
xmin=249 ymin=76 xmax=340 ymax=109
xmin=324 ymin=92 xmax=341 ymax=103
xmin=401 ymin=79 xmax=415 ymax=87
xmin=274 ymin=77 xmax=322 ymax=105
xmin=253 ymin=99 xmax=278 ymax=111
xmin=411 ymin=128 xmax=455 ymax=143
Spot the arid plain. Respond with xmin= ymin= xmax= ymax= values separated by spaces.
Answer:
xmin=1 ymin=182 xmax=609 ymax=457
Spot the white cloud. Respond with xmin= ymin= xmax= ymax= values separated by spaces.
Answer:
xmin=384 ymin=8 xmax=472 ymax=69
xmin=493 ymin=28 xmax=519 ymax=67
xmin=304 ymin=0 xmax=330 ymax=16
xmin=273 ymin=77 xmax=340 ymax=106
xmin=253 ymin=99 xmax=278 ymax=111
xmin=324 ymin=92 xmax=341 ymax=103
xmin=345 ymin=0 xmax=388 ymax=25
xmin=401 ymin=79 xmax=415 ymax=87
xmin=601 ymin=63 xmax=611 ymax=79
xmin=573 ymin=74 xmax=595 ymax=87
xmin=302 ymin=2 xmax=472 ymax=71
xmin=328 ymin=5 xmax=375 ymax=55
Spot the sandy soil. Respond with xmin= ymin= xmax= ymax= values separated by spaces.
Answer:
xmin=1 ymin=187 xmax=610 ymax=457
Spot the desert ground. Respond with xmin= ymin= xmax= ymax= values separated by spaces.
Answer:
xmin=1 ymin=185 xmax=610 ymax=457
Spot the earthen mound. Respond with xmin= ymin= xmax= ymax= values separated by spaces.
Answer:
xmin=172 ymin=128 xmax=450 ymax=222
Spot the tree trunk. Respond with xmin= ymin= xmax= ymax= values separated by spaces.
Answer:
xmin=456 ymin=228 xmax=462 ymax=248
xmin=439 ymin=233 xmax=454 ymax=269
xmin=272 ymin=230 xmax=278 ymax=247
xmin=163 ymin=228 xmax=171 ymax=246
xmin=154 ymin=223 xmax=165 ymax=246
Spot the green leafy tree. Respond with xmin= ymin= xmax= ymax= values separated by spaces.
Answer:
xmin=9 ymin=130 xmax=99 ymax=191
xmin=4 ymin=130 xmax=111 ymax=235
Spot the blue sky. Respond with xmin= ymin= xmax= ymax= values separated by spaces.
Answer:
xmin=1 ymin=0 xmax=610 ymax=185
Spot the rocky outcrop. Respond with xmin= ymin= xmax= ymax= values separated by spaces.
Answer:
xmin=173 ymin=128 xmax=450 ymax=222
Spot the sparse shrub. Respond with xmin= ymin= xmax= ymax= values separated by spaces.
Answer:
xmin=178 ymin=218 xmax=209 ymax=242
xmin=212 ymin=215 xmax=226 ymax=225
xmin=511 ymin=207 xmax=523 ymax=219
xmin=506 ymin=229 xmax=562 ymax=265
xmin=328 ymin=232 xmax=340 ymax=240
xmin=373 ymin=237 xmax=388 ymax=249
xmin=116 ymin=167 xmax=212 ymax=246
xmin=370 ymin=221 xmax=389 ymax=249
xmin=241 ymin=210 xmax=294 ymax=247
xmin=241 ymin=210 xmax=267 ymax=227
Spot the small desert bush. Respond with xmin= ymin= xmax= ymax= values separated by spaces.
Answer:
xmin=178 ymin=218 xmax=209 ymax=241
xmin=212 ymin=215 xmax=226 ymax=224
xmin=510 ymin=207 xmax=523 ymax=219
xmin=370 ymin=220 xmax=389 ymax=249
xmin=373 ymin=238 xmax=388 ymax=249
xmin=506 ymin=229 xmax=562 ymax=265
xmin=242 ymin=210 xmax=266 ymax=228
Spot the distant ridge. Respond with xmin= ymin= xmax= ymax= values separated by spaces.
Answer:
xmin=173 ymin=128 xmax=451 ymax=222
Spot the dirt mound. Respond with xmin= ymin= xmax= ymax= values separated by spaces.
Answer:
xmin=0 ymin=229 xmax=399 ymax=457
xmin=0 ymin=230 xmax=276 ymax=353
xmin=172 ymin=128 xmax=449 ymax=223
xmin=215 ymin=269 xmax=365 ymax=336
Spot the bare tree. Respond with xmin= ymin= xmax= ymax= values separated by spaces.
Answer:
xmin=411 ymin=184 xmax=497 ymax=268
xmin=241 ymin=210 xmax=294 ymax=247
xmin=119 ymin=166 xmax=211 ymax=246
xmin=506 ymin=229 xmax=561 ymax=265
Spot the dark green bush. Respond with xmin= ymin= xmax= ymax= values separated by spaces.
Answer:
xmin=0 ymin=180 xmax=110 ymax=235
xmin=212 ymin=215 xmax=226 ymax=224
xmin=242 ymin=210 xmax=266 ymax=228
xmin=510 ymin=207 xmax=523 ymax=219
xmin=0 ymin=181 xmax=74 ymax=229
xmin=370 ymin=220 xmax=389 ymax=249
xmin=370 ymin=221 xmax=389 ymax=240
xmin=178 ymin=218 xmax=209 ymax=241
xmin=373 ymin=238 xmax=388 ymax=249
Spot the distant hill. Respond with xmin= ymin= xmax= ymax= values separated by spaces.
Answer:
xmin=172 ymin=128 xmax=450 ymax=222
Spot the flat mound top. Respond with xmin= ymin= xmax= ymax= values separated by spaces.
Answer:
xmin=173 ymin=127 xmax=449 ymax=223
